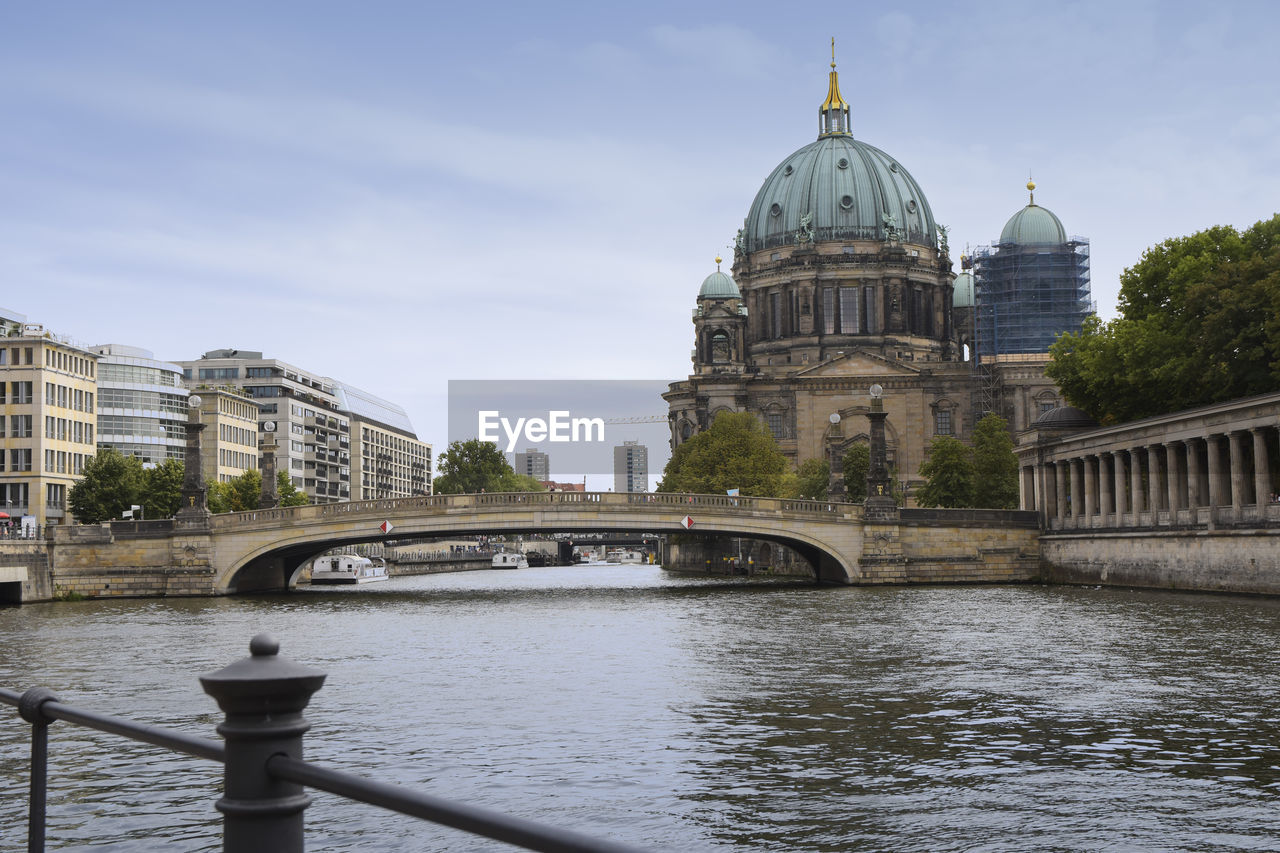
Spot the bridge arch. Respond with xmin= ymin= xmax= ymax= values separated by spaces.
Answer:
xmin=212 ymin=492 xmax=865 ymax=593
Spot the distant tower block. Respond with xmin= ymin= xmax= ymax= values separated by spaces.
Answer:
xmin=613 ymin=441 xmax=649 ymax=493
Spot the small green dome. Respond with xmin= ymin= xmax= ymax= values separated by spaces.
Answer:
xmin=699 ymin=269 xmax=740 ymax=299
xmin=1000 ymin=203 xmax=1067 ymax=246
xmin=952 ymin=271 xmax=975 ymax=308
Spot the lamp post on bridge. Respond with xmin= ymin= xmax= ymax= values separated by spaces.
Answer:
xmin=177 ymin=395 xmax=211 ymax=524
xmin=864 ymin=384 xmax=898 ymax=522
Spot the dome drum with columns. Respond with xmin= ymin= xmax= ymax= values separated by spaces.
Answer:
xmin=665 ymin=48 xmax=1075 ymax=502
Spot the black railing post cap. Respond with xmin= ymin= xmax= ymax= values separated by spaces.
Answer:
xmin=18 ymin=686 xmax=61 ymax=725
xmin=200 ymin=633 xmax=327 ymax=714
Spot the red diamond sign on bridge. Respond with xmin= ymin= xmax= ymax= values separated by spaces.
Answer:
xmin=681 ymin=515 xmax=694 ymax=529
xmin=380 ymin=520 xmax=394 ymax=534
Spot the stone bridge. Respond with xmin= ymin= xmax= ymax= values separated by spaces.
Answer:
xmin=37 ymin=492 xmax=1040 ymax=600
xmin=214 ymin=492 xmax=862 ymax=591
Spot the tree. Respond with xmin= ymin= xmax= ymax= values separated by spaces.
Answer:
xmin=68 ymin=448 xmax=143 ymax=523
xmin=971 ymin=414 xmax=1019 ymax=509
xmin=915 ymin=435 xmax=975 ymax=508
xmin=140 ymin=458 xmax=184 ymax=519
xmin=792 ymin=458 xmax=831 ymax=500
xmin=657 ymin=411 xmax=788 ymax=496
xmin=1048 ymin=215 xmax=1280 ymax=423
xmin=434 ymin=439 xmax=521 ymax=494
xmin=841 ymin=443 xmax=870 ymax=503
xmin=277 ymin=472 xmax=310 ymax=507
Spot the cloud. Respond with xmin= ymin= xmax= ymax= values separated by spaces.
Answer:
xmin=647 ymin=24 xmax=784 ymax=79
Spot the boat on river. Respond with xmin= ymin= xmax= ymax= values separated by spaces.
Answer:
xmin=311 ymin=555 xmax=388 ymax=584
xmin=492 ymin=552 xmax=529 ymax=569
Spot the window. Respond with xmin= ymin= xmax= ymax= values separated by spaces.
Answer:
xmin=765 ymin=412 xmax=786 ymax=440
xmin=199 ymin=367 xmax=240 ymax=380
xmin=935 ymin=410 xmax=953 ymax=436
xmin=11 ymin=382 xmax=31 ymax=404
xmin=839 ymin=287 xmax=859 ymax=334
xmin=12 ymin=415 xmax=32 ymax=438
xmin=11 ymin=449 xmax=32 ymax=472
xmin=1040 ymin=402 xmax=1057 ymax=416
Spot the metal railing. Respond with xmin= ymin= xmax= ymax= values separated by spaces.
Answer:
xmin=1 ymin=634 xmax=649 ymax=853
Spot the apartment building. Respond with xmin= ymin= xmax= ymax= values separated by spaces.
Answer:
xmin=177 ymin=350 xmax=352 ymax=504
xmin=0 ymin=310 xmax=99 ymax=527
xmin=195 ymin=388 xmax=259 ymax=483
xmin=335 ymin=382 xmax=431 ymax=499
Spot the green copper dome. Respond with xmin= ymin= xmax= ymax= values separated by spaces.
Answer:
xmin=1000 ymin=204 xmax=1067 ymax=246
xmin=952 ymin=271 xmax=975 ymax=308
xmin=699 ymin=269 xmax=740 ymax=299
xmin=999 ymin=183 xmax=1067 ymax=246
xmin=743 ymin=135 xmax=937 ymax=253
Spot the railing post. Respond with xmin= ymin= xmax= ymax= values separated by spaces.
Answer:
xmin=18 ymin=687 xmax=60 ymax=853
xmin=200 ymin=634 xmax=326 ymax=853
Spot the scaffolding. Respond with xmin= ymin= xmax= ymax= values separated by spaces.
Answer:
xmin=971 ymin=237 xmax=1093 ymax=359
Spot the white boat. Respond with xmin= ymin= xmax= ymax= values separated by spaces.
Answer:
xmin=492 ymin=552 xmax=529 ymax=569
xmin=311 ymin=555 xmax=389 ymax=584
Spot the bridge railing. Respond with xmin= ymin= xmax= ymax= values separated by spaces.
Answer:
xmin=1 ymin=633 xmax=649 ymax=853
xmin=216 ymin=492 xmax=856 ymax=529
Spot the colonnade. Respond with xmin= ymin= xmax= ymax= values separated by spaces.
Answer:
xmin=1022 ymin=425 xmax=1279 ymax=529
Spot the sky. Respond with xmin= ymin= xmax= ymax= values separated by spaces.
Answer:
xmin=3 ymin=1 xmax=1278 ymax=480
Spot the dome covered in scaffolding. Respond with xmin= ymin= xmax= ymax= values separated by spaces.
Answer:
xmin=999 ymin=181 xmax=1068 ymax=246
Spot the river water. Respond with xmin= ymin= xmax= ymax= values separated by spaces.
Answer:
xmin=3 ymin=565 xmax=1280 ymax=851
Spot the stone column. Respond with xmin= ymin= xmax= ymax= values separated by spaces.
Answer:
xmin=1207 ymin=434 xmax=1223 ymax=510
xmin=1112 ymin=451 xmax=1127 ymax=525
xmin=1184 ymin=439 xmax=1202 ymax=511
xmin=1166 ymin=442 xmax=1183 ymax=517
xmin=1040 ymin=461 xmax=1056 ymax=521
xmin=1253 ymin=428 xmax=1272 ymax=506
xmin=1069 ymin=458 xmax=1083 ymax=524
xmin=1130 ymin=448 xmax=1145 ymax=517
xmin=1147 ymin=445 xmax=1164 ymax=515
xmin=1021 ymin=465 xmax=1036 ymax=512
xmin=1055 ymin=461 xmax=1068 ymax=522
xmin=1229 ymin=431 xmax=1246 ymax=511
xmin=1098 ymin=453 xmax=1112 ymax=525
xmin=1083 ymin=455 xmax=1097 ymax=523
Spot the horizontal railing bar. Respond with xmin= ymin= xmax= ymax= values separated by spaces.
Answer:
xmin=267 ymin=754 xmax=651 ymax=853
xmin=0 ymin=689 xmax=225 ymax=763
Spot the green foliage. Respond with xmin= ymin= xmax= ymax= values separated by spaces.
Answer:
xmin=656 ymin=411 xmax=788 ymax=496
xmin=206 ymin=469 xmax=309 ymax=513
xmin=915 ymin=435 xmax=975 ymax=509
xmin=277 ymin=472 xmax=311 ymax=507
xmin=140 ymin=458 xmax=184 ymax=519
xmin=971 ymin=414 xmax=1019 ymax=509
xmin=792 ymin=458 xmax=831 ymax=500
xmin=841 ymin=443 xmax=870 ymax=503
xmin=502 ymin=472 xmax=547 ymax=492
xmin=1048 ymin=215 xmax=1280 ymax=423
xmin=433 ymin=439 xmax=520 ymax=494
xmin=68 ymin=448 xmax=143 ymax=523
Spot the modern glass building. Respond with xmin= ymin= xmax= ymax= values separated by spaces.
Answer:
xmin=91 ymin=344 xmax=189 ymax=466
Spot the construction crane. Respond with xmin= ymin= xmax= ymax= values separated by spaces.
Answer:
xmin=603 ymin=415 xmax=667 ymax=425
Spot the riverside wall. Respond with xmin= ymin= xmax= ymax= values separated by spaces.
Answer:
xmin=664 ymin=509 xmax=1042 ymax=585
xmin=1042 ymin=528 xmax=1280 ymax=595
xmin=0 ymin=541 xmax=52 ymax=604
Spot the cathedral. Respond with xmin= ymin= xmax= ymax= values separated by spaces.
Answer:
xmin=663 ymin=54 xmax=1085 ymax=500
